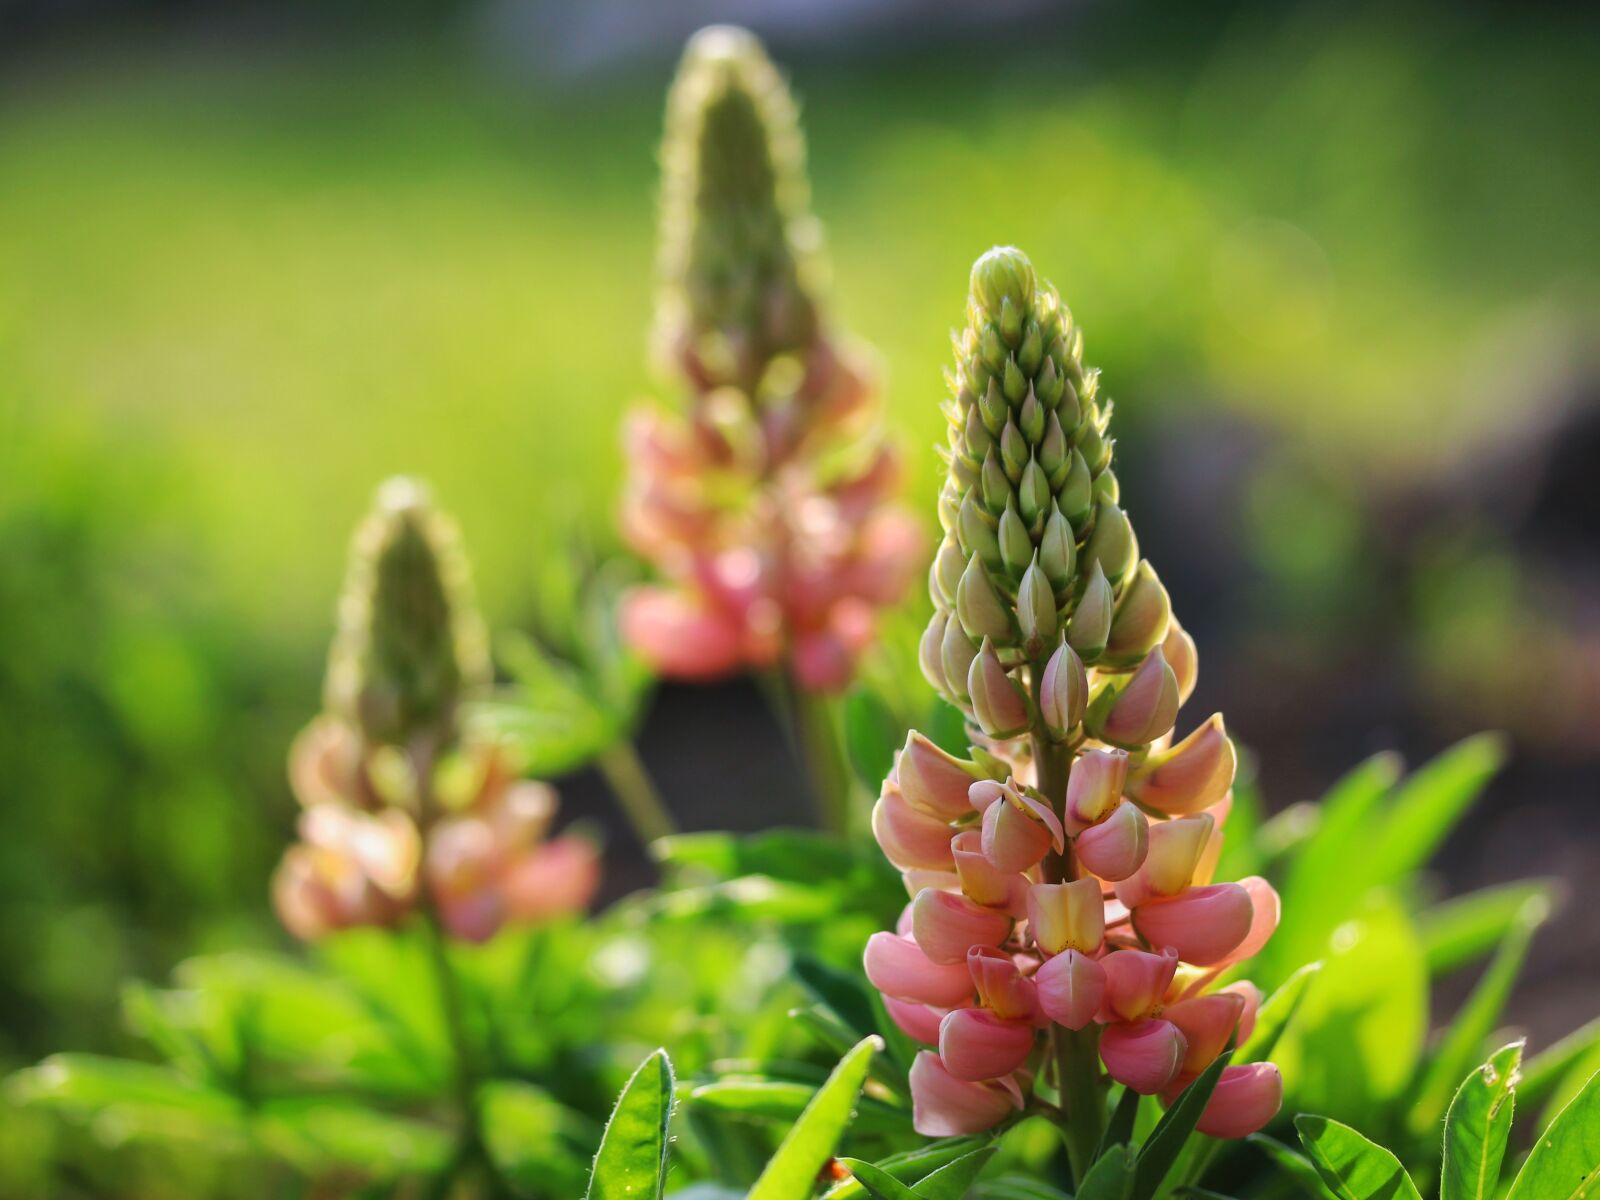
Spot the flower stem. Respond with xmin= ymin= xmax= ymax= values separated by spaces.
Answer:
xmin=792 ymin=681 xmax=855 ymax=837
xmin=596 ymin=739 xmax=677 ymax=845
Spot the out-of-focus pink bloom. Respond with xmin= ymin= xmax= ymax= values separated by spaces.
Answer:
xmin=620 ymin=586 xmax=746 ymax=681
xmin=909 ymin=1052 xmax=1024 ymax=1136
xmin=873 ymin=781 xmax=958 ymax=872
xmin=1035 ymin=949 xmax=1106 ymax=1030
xmin=1075 ymin=800 xmax=1149 ymax=881
xmin=968 ymin=947 xmax=1039 ymax=1023
xmin=1100 ymin=948 xmax=1180 ymax=1023
xmin=501 ymin=835 xmax=601 ymax=922
xmin=884 ymin=997 xmax=949 ymax=1045
xmin=863 ymin=931 xmax=975 ymax=1008
xmin=1101 ymin=1018 xmax=1188 ymax=1095
xmin=912 ymin=888 xmax=1012 ymax=964
xmin=1133 ymin=883 xmax=1254 ymax=966
xmin=1193 ymin=1063 xmax=1283 ymax=1138
xmin=897 ymin=733 xmax=978 ymax=822
xmin=939 ymin=1007 xmax=1035 ymax=1081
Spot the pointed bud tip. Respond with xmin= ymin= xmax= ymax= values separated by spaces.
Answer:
xmin=970 ymin=247 xmax=1036 ymax=318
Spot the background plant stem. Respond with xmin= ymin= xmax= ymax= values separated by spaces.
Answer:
xmin=595 ymin=739 xmax=677 ymax=845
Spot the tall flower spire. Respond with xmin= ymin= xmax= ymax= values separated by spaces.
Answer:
xmin=274 ymin=478 xmax=598 ymax=944
xmin=867 ymin=249 xmax=1282 ymax=1163
xmin=620 ymin=27 xmax=921 ymax=695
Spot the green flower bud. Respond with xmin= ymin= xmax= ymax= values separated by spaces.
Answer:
xmin=980 ymin=325 xmax=1007 ymax=373
xmin=956 ymin=556 xmax=1014 ymax=644
xmin=1017 ymin=320 xmax=1043 ymax=376
xmin=933 ymin=533 xmax=966 ymax=605
xmin=1039 ymin=638 xmax=1087 ymax=739
xmin=919 ymin=611 xmax=950 ymax=696
xmin=1086 ymin=646 xmax=1179 ymax=749
xmin=1085 ymin=502 xmax=1136 ymax=587
xmin=1036 ymin=356 xmax=1064 ymax=408
xmin=1104 ymin=560 xmax=1172 ymax=668
xmin=979 ymin=378 xmax=1008 ymax=435
xmin=1058 ymin=449 xmax=1093 ymax=530
xmin=980 ymin=449 xmax=1012 ymax=514
xmin=941 ymin=615 xmax=979 ymax=703
xmin=1017 ymin=558 xmax=1059 ymax=656
xmin=1002 ymin=357 xmax=1028 ymax=405
xmin=1019 ymin=389 xmax=1046 ymax=445
xmin=999 ymin=294 xmax=1023 ymax=347
xmin=967 ymin=639 xmax=1030 ymax=739
xmin=970 ymin=246 xmax=1037 ymax=318
xmin=326 ymin=477 xmax=488 ymax=751
xmin=1038 ymin=409 xmax=1068 ymax=480
xmin=1038 ymin=503 xmax=1078 ymax=593
xmin=998 ymin=502 xmax=1034 ymax=578
xmin=1000 ymin=419 xmax=1029 ymax=482
xmin=1162 ymin=613 xmax=1199 ymax=705
xmin=1018 ymin=457 xmax=1050 ymax=526
xmin=964 ymin=404 xmax=994 ymax=459
xmin=1066 ymin=561 xmax=1112 ymax=661
xmin=958 ymin=492 xmax=1003 ymax=571
xmin=1093 ymin=468 xmax=1120 ymax=506
xmin=1056 ymin=378 xmax=1081 ymax=432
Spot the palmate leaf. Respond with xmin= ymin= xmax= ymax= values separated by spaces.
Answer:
xmin=584 ymin=1049 xmax=674 ymax=1200
xmin=1503 ymin=1067 xmax=1600 ymax=1200
xmin=1295 ymin=1116 xmax=1422 ymax=1200
xmin=1411 ymin=898 xmax=1546 ymax=1136
xmin=1440 ymin=1042 xmax=1522 ymax=1200
xmin=748 ymin=1036 xmax=881 ymax=1200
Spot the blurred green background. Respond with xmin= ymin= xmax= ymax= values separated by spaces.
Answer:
xmin=2 ymin=0 xmax=1596 ymax=1088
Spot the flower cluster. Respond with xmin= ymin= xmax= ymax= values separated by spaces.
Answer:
xmin=620 ymin=27 xmax=921 ymax=693
xmin=864 ymin=249 xmax=1283 ymax=1140
xmin=273 ymin=478 xmax=598 ymax=943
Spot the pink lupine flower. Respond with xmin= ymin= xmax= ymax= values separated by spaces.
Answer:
xmin=980 ymin=784 xmax=1064 ymax=873
xmin=939 ymin=1008 xmax=1036 ymax=1081
xmin=1100 ymin=1018 xmax=1188 ymax=1095
xmin=872 ymin=781 xmax=958 ymax=871
xmin=1217 ymin=876 xmax=1282 ymax=966
xmin=909 ymin=1052 xmax=1024 ymax=1137
xmin=1101 ymin=948 xmax=1181 ymax=1023
xmin=967 ymin=947 xmax=1040 ymax=1023
xmin=1035 ymin=950 xmax=1106 ymax=1030
xmin=1026 ymin=880 xmax=1105 ymax=956
xmin=1065 ymin=749 xmax=1128 ymax=834
xmin=1074 ymin=800 xmax=1149 ymax=881
xmin=951 ymin=832 xmax=1026 ymax=913
xmin=1163 ymin=990 xmax=1248 ymax=1085
xmin=1114 ymin=813 xmax=1214 ymax=908
xmin=501 ymin=835 xmax=602 ymax=922
xmin=1192 ymin=1063 xmax=1284 ymax=1138
xmin=911 ymin=888 xmax=1013 ymax=964
xmin=619 ymin=586 xmax=746 ymax=681
xmin=883 ymin=996 xmax=949 ymax=1045
xmin=897 ymin=733 xmax=979 ymax=822
xmin=863 ymin=931 xmax=975 ymax=1009
xmin=1127 ymin=715 xmax=1236 ymax=815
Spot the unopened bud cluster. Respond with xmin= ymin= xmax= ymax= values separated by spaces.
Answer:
xmin=274 ymin=479 xmax=598 ymax=943
xmin=620 ymin=28 xmax=921 ymax=693
xmin=867 ymin=250 xmax=1283 ymax=1140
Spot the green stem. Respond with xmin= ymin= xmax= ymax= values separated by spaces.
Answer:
xmin=596 ymin=739 xmax=677 ymax=845
xmin=792 ymin=680 xmax=855 ymax=838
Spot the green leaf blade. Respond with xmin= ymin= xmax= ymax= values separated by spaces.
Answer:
xmin=585 ymin=1049 xmax=675 ymax=1200
xmin=749 ymin=1036 xmax=881 ymax=1200
xmin=1440 ymin=1041 xmax=1522 ymax=1200
xmin=1504 ymin=1067 xmax=1600 ymax=1200
xmin=1295 ymin=1115 xmax=1422 ymax=1200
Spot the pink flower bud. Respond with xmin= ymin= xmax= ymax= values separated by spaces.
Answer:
xmin=1218 ymin=877 xmax=1281 ymax=966
xmin=1114 ymin=814 xmax=1214 ymax=908
xmin=981 ymin=785 xmax=1064 ymax=873
xmin=792 ymin=627 xmax=857 ymax=693
xmin=909 ymin=1051 xmax=1024 ymax=1137
xmin=1162 ymin=616 xmax=1199 ymax=705
xmin=1093 ymin=647 xmax=1180 ymax=749
xmin=1220 ymin=981 xmax=1263 ymax=1044
xmin=1026 ymin=880 xmax=1105 ymax=956
xmin=898 ymin=732 xmax=979 ymax=822
xmin=883 ymin=996 xmax=948 ymax=1045
xmin=1192 ymin=794 xmax=1231 ymax=886
xmin=864 ymin=931 xmax=975 ymax=1008
xmin=501 ymin=835 xmax=601 ymax=922
xmin=1035 ymin=949 xmax=1106 ymax=1030
xmin=968 ymin=947 xmax=1038 ymax=1022
xmin=1193 ymin=1063 xmax=1283 ymax=1139
xmin=1100 ymin=1018 xmax=1188 ymax=1095
xmin=967 ymin=639 xmax=1031 ymax=738
xmin=902 ymin=868 xmax=962 ymax=897
xmin=967 ymin=778 xmax=1009 ymax=811
xmin=951 ymin=831 xmax=1024 ymax=912
xmin=1128 ymin=715 xmax=1235 ymax=816
xmin=919 ymin=611 xmax=950 ymax=695
xmin=939 ymin=1007 xmax=1036 ymax=1081
xmin=1065 ymin=749 xmax=1129 ymax=834
xmin=1164 ymin=991 xmax=1246 ymax=1079
xmin=1133 ymin=883 xmax=1254 ymax=966
xmin=1074 ymin=800 xmax=1148 ymax=881
xmin=912 ymin=887 xmax=1013 ymax=964
xmin=620 ymin=586 xmax=744 ymax=681
xmin=1039 ymin=639 xmax=1087 ymax=737
xmin=873 ymin=781 xmax=958 ymax=871
xmin=1101 ymin=947 xmax=1181 ymax=1022
xmin=437 ymin=888 xmax=505 ymax=943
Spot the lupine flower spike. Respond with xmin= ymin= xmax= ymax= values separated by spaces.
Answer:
xmin=273 ymin=478 xmax=599 ymax=944
xmin=620 ymin=27 xmax=922 ymax=693
xmin=866 ymin=250 xmax=1283 ymax=1157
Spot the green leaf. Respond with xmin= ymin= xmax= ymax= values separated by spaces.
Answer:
xmin=1412 ymin=898 xmax=1547 ymax=1135
xmin=1097 ymin=1086 xmax=1143 ymax=1158
xmin=844 ymin=687 xmax=904 ymax=791
xmin=1366 ymin=735 xmax=1502 ymax=886
xmin=253 ymin=1097 xmax=453 ymax=1176
xmin=1239 ymin=960 xmax=1322 ymax=1065
xmin=839 ymin=1159 xmax=921 ymax=1200
xmin=1295 ymin=1115 xmax=1422 ymax=1200
xmin=480 ymin=1080 xmax=600 ymax=1197
xmin=971 ymin=1178 xmax=1072 ymax=1199
xmin=821 ymin=1138 xmax=991 ymax=1199
xmin=1246 ymin=1133 xmax=1335 ymax=1198
xmin=749 ymin=1036 xmax=881 ymax=1200
xmin=1504 ymin=1067 xmax=1600 ymax=1200
xmin=690 ymin=1078 xmax=910 ymax=1137
xmin=1078 ymin=1144 xmax=1133 ymax=1200
xmin=1418 ymin=880 xmax=1560 ymax=975
xmin=912 ymin=1145 xmax=999 ymax=1197
xmin=1440 ymin=1041 xmax=1522 ymax=1200
xmin=585 ymin=1049 xmax=674 ymax=1200
xmin=1519 ymin=1016 xmax=1600 ymax=1113
xmin=1131 ymin=1046 xmax=1233 ymax=1200
xmin=8 ymin=1055 xmax=245 ymax=1146
xmin=795 ymin=952 xmax=880 ymax=1041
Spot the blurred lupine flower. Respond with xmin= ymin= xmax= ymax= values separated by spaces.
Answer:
xmin=273 ymin=479 xmax=598 ymax=943
xmin=620 ymin=27 xmax=922 ymax=693
xmin=866 ymin=249 xmax=1283 ymax=1142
